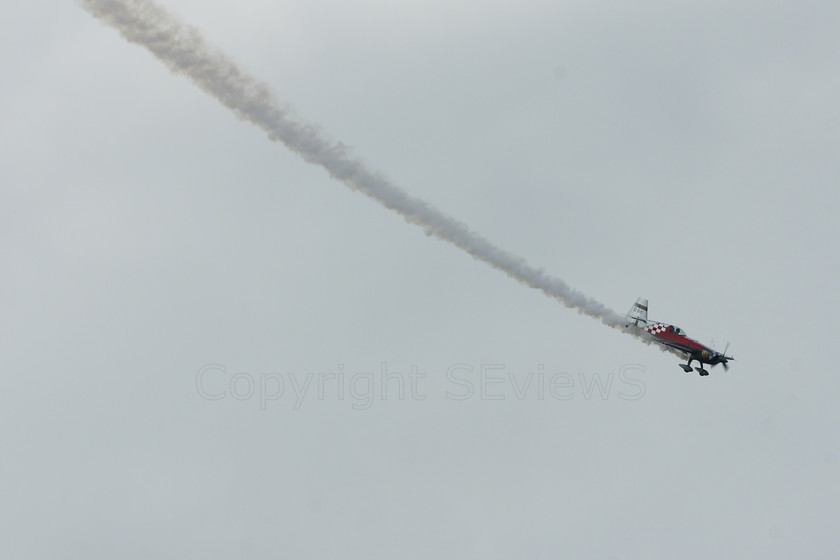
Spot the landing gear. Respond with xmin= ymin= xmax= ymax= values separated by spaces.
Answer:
xmin=679 ymin=357 xmax=710 ymax=376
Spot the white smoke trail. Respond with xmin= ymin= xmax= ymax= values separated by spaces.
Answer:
xmin=79 ymin=0 xmax=675 ymax=353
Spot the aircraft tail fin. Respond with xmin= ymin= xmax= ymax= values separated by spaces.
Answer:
xmin=626 ymin=297 xmax=649 ymax=325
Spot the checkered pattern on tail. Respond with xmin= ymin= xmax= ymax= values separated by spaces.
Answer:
xmin=644 ymin=323 xmax=668 ymax=335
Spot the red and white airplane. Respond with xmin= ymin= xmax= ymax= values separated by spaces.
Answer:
xmin=625 ymin=298 xmax=734 ymax=376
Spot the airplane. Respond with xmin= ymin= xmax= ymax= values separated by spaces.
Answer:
xmin=625 ymin=297 xmax=734 ymax=376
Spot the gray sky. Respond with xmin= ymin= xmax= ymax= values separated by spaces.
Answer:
xmin=2 ymin=0 xmax=838 ymax=558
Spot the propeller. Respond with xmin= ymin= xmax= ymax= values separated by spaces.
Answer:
xmin=719 ymin=342 xmax=733 ymax=371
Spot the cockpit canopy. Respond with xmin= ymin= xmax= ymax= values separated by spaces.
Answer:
xmin=669 ymin=325 xmax=687 ymax=336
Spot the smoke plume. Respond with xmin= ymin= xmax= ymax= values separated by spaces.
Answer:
xmin=79 ymin=0 xmax=674 ymax=353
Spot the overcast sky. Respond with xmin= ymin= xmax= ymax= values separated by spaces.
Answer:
xmin=2 ymin=0 xmax=839 ymax=558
